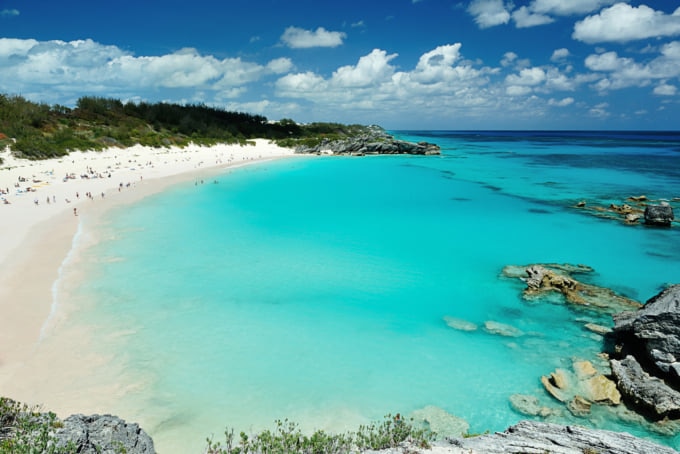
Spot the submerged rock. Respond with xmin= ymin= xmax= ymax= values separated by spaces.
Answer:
xmin=443 ymin=315 xmax=478 ymax=332
xmin=508 ymin=394 xmax=560 ymax=418
xmin=502 ymin=263 xmax=641 ymax=314
xmin=484 ymin=320 xmax=524 ymax=337
xmin=409 ymin=405 xmax=469 ymax=438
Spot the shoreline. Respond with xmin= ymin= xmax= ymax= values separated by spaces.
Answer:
xmin=0 ymin=140 xmax=298 ymax=418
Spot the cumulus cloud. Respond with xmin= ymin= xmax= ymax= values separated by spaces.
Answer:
xmin=551 ymin=48 xmax=570 ymax=62
xmin=530 ymin=0 xmax=616 ymax=16
xmin=1 ymin=9 xmax=19 ymax=17
xmin=512 ymin=6 xmax=553 ymax=28
xmin=280 ymin=26 xmax=346 ymax=48
xmin=0 ymin=38 xmax=292 ymax=104
xmin=548 ymin=97 xmax=575 ymax=106
xmin=467 ymin=0 xmax=510 ymax=28
xmin=333 ymin=49 xmax=397 ymax=87
xmin=654 ymin=82 xmax=677 ymax=96
xmin=501 ymin=52 xmax=517 ymax=67
xmin=276 ymin=43 xmax=497 ymax=117
xmin=573 ymin=4 xmax=680 ymax=43
xmin=589 ymin=102 xmax=610 ymax=118
xmin=505 ymin=67 xmax=546 ymax=86
xmin=584 ymin=42 xmax=680 ymax=91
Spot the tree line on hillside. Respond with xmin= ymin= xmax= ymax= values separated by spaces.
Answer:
xmin=0 ymin=94 xmax=370 ymax=161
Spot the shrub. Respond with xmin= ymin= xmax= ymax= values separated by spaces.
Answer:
xmin=205 ymin=414 xmax=435 ymax=454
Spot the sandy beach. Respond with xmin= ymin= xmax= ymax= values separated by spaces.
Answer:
xmin=0 ymin=140 xmax=296 ymax=419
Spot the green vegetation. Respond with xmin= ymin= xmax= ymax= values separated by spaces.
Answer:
xmin=0 ymin=397 xmax=77 ymax=454
xmin=0 ymin=93 xmax=373 ymax=162
xmin=205 ymin=415 xmax=435 ymax=454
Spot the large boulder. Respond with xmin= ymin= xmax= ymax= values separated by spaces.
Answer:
xmin=611 ymin=355 xmax=680 ymax=420
xmin=55 ymin=414 xmax=155 ymax=454
xmin=610 ymin=284 xmax=680 ymax=383
xmin=644 ymin=203 xmax=675 ymax=226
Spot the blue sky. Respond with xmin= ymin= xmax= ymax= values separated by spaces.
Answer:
xmin=1 ymin=1 xmax=680 ymax=129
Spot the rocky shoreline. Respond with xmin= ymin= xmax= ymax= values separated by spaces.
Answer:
xmin=5 ymin=270 xmax=680 ymax=452
xmin=294 ymin=127 xmax=441 ymax=156
xmin=4 ymin=406 xmax=678 ymax=453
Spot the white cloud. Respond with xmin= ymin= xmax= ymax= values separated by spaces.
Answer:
xmin=1 ymin=9 xmax=19 ymax=17
xmin=506 ymin=85 xmax=532 ymax=96
xmin=332 ymin=49 xmax=397 ymax=87
xmin=551 ymin=48 xmax=570 ymax=62
xmin=573 ymin=4 xmax=680 ymax=43
xmin=512 ymin=6 xmax=553 ymax=28
xmin=505 ymin=67 xmax=546 ymax=86
xmin=501 ymin=51 xmax=517 ymax=67
xmin=548 ymin=97 xmax=575 ymax=107
xmin=276 ymin=44 xmax=498 ymax=117
xmin=589 ymin=102 xmax=610 ymax=118
xmin=267 ymin=58 xmax=294 ymax=74
xmin=654 ymin=82 xmax=677 ymax=96
xmin=530 ymin=0 xmax=616 ymax=16
xmin=467 ymin=0 xmax=510 ymax=28
xmin=280 ymin=26 xmax=346 ymax=49
xmin=0 ymin=38 xmax=291 ymax=104
xmin=584 ymin=42 xmax=680 ymax=90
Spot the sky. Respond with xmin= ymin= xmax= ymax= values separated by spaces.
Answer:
xmin=1 ymin=1 xmax=680 ymax=130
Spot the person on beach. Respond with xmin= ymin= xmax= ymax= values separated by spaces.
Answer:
xmin=73 ymin=207 xmax=77 ymax=216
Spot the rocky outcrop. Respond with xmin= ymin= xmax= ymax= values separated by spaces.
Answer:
xmin=295 ymin=129 xmax=440 ymax=156
xmin=502 ymin=263 xmax=642 ymax=314
xmin=574 ymin=196 xmax=677 ymax=227
xmin=611 ymin=355 xmax=680 ymax=419
xmin=445 ymin=420 xmax=679 ymax=454
xmin=607 ymin=284 xmax=680 ymax=419
xmin=645 ymin=203 xmax=675 ymax=226
xmin=610 ymin=284 xmax=680 ymax=382
xmin=54 ymin=414 xmax=155 ymax=454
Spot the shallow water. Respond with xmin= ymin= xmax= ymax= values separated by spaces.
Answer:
xmin=57 ymin=131 xmax=680 ymax=452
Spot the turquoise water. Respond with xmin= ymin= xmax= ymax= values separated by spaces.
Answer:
xmin=61 ymin=131 xmax=680 ymax=451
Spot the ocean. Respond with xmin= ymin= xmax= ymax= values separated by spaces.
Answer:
xmin=55 ymin=130 xmax=680 ymax=452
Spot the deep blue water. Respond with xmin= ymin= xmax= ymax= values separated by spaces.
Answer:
xmin=58 ymin=130 xmax=680 ymax=452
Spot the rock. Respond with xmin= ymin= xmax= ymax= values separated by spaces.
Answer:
xmin=443 ymin=316 xmax=477 ymax=332
xmin=576 ymin=200 xmax=587 ymax=207
xmin=584 ymin=374 xmax=621 ymax=405
xmin=484 ymin=320 xmax=524 ymax=337
xmin=447 ymin=420 xmax=679 ymax=454
xmin=541 ymin=374 xmax=568 ymax=402
xmin=567 ymin=395 xmax=592 ymax=417
xmin=573 ymin=360 xmax=598 ymax=379
xmin=644 ymin=203 xmax=675 ymax=226
xmin=295 ymin=129 xmax=441 ymax=156
xmin=550 ymin=369 xmax=570 ymax=390
xmin=409 ymin=406 xmax=469 ymax=438
xmin=610 ymin=284 xmax=680 ymax=382
xmin=625 ymin=213 xmax=641 ymax=224
xmin=503 ymin=263 xmax=642 ymax=314
xmin=509 ymin=394 xmax=559 ymax=418
xmin=585 ymin=322 xmax=612 ymax=335
xmin=610 ymin=355 xmax=680 ymax=419
xmin=54 ymin=414 xmax=156 ymax=454
xmin=628 ymin=195 xmax=648 ymax=202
